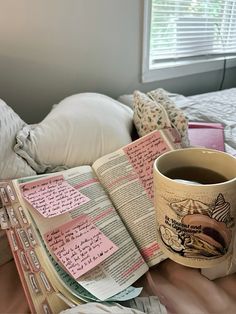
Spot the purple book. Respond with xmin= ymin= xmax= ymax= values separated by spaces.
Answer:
xmin=188 ymin=122 xmax=225 ymax=151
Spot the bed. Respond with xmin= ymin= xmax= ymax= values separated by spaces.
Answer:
xmin=0 ymin=88 xmax=235 ymax=314
xmin=118 ymin=87 xmax=236 ymax=156
xmin=173 ymin=88 xmax=236 ymax=156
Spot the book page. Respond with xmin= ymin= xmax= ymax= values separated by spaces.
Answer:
xmin=13 ymin=166 xmax=148 ymax=301
xmin=34 ymin=224 xmax=143 ymax=304
xmin=93 ymin=130 xmax=181 ymax=267
xmin=21 ymin=175 xmax=90 ymax=218
xmin=44 ymin=215 xmax=118 ymax=279
xmin=45 ymin=248 xmax=143 ymax=302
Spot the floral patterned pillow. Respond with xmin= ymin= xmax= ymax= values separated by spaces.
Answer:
xmin=133 ymin=90 xmax=172 ymax=136
xmin=133 ymin=89 xmax=189 ymax=146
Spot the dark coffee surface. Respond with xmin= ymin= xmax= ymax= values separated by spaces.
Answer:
xmin=164 ymin=166 xmax=227 ymax=184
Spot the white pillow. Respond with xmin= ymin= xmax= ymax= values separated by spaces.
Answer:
xmin=15 ymin=93 xmax=134 ymax=173
xmin=0 ymin=99 xmax=36 ymax=179
xmin=117 ymin=94 xmax=134 ymax=109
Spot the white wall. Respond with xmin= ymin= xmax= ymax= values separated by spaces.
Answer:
xmin=0 ymin=0 xmax=235 ymax=123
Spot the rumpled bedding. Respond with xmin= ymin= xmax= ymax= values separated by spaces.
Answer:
xmin=118 ymin=88 xmax=236 ymax=155
xmin=0 ymin=88 xmax=235 ymax=314
xmin=59 ymin=297 xmax=167 ymax=314
xmin=172 ymin=88 xmax=236 ymax=155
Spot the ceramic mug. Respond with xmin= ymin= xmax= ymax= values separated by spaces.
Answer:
xmin=153 ymin=148 xmax=236 ymax=268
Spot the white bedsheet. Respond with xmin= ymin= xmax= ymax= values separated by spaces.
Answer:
xmin=119 ymin=88 xmax=236 ymax=155
xmin=173 ymin=88 xmax=236 ymax=155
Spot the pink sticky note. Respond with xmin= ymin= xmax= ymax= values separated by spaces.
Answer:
xmin=123 ymin=131 xmax=171 ymax=199
xmin=21 ymin=175 xmax=90 ymax=218
xmin=44 ymin=215 xmax=118 ymax=279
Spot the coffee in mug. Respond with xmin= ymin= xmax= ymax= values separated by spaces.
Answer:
xmin=164 ymin=166 xmax=227 ymax=185
xmin=153 ymin=148 xmax=236 ymax=268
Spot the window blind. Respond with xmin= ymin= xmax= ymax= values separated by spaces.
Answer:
xmin=150 ymin=0 xmax=236 ymax=68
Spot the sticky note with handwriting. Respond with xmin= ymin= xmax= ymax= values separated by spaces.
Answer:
xmin=123 ymin=131 xmax=170 ymax=199
xmin=21 ymin=175 xmax=90 ymax=218
xmin=44 ymin=215 xmax=118 ymax=279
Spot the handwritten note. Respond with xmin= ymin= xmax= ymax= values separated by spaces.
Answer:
xmin=123 ymin=131 xmax=170 ymax=199
xmin=44 ymin=215 xmax=118 ymax=279
xmin=21 ymin=175 xmax=90 ymax=218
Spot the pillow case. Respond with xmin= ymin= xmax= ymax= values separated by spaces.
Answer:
xmin=0 ymin=99 xmax=36 ymax=179
xmin=133 ymin=89 xmax=189 ymax=146
xmin=133 ymin=90 xmax=172 ymax=136
xmin=15 ymin=93 xmax=134 ymax=173
xmin=147 ymin=88 xmax=189 ymax=145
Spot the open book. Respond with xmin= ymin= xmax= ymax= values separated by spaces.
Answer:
xmin=0 ymin=129 xmax=181 ymax=314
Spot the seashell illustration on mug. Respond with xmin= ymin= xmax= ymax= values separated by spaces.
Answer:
xmin=162 ymin=193 xmax=234 ymax=261
xmin=170 ymin=199 xmax=210 ymax=217
xmin=211 ymin=193 xmax=234 ymax=226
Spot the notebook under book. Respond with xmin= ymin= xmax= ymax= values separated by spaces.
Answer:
xmin=188 ymin=122 xmax=225 ymax=152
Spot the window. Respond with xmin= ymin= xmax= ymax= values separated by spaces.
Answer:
xmin=142 ymin=0 xmax=236 ymax=82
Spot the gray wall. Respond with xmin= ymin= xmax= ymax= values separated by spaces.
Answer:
xmin=0 ymin=0 xmax=235 ymax=123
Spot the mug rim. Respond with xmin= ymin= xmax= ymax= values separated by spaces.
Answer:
xmin=154 ymin=147 xmax=236 ymax=187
